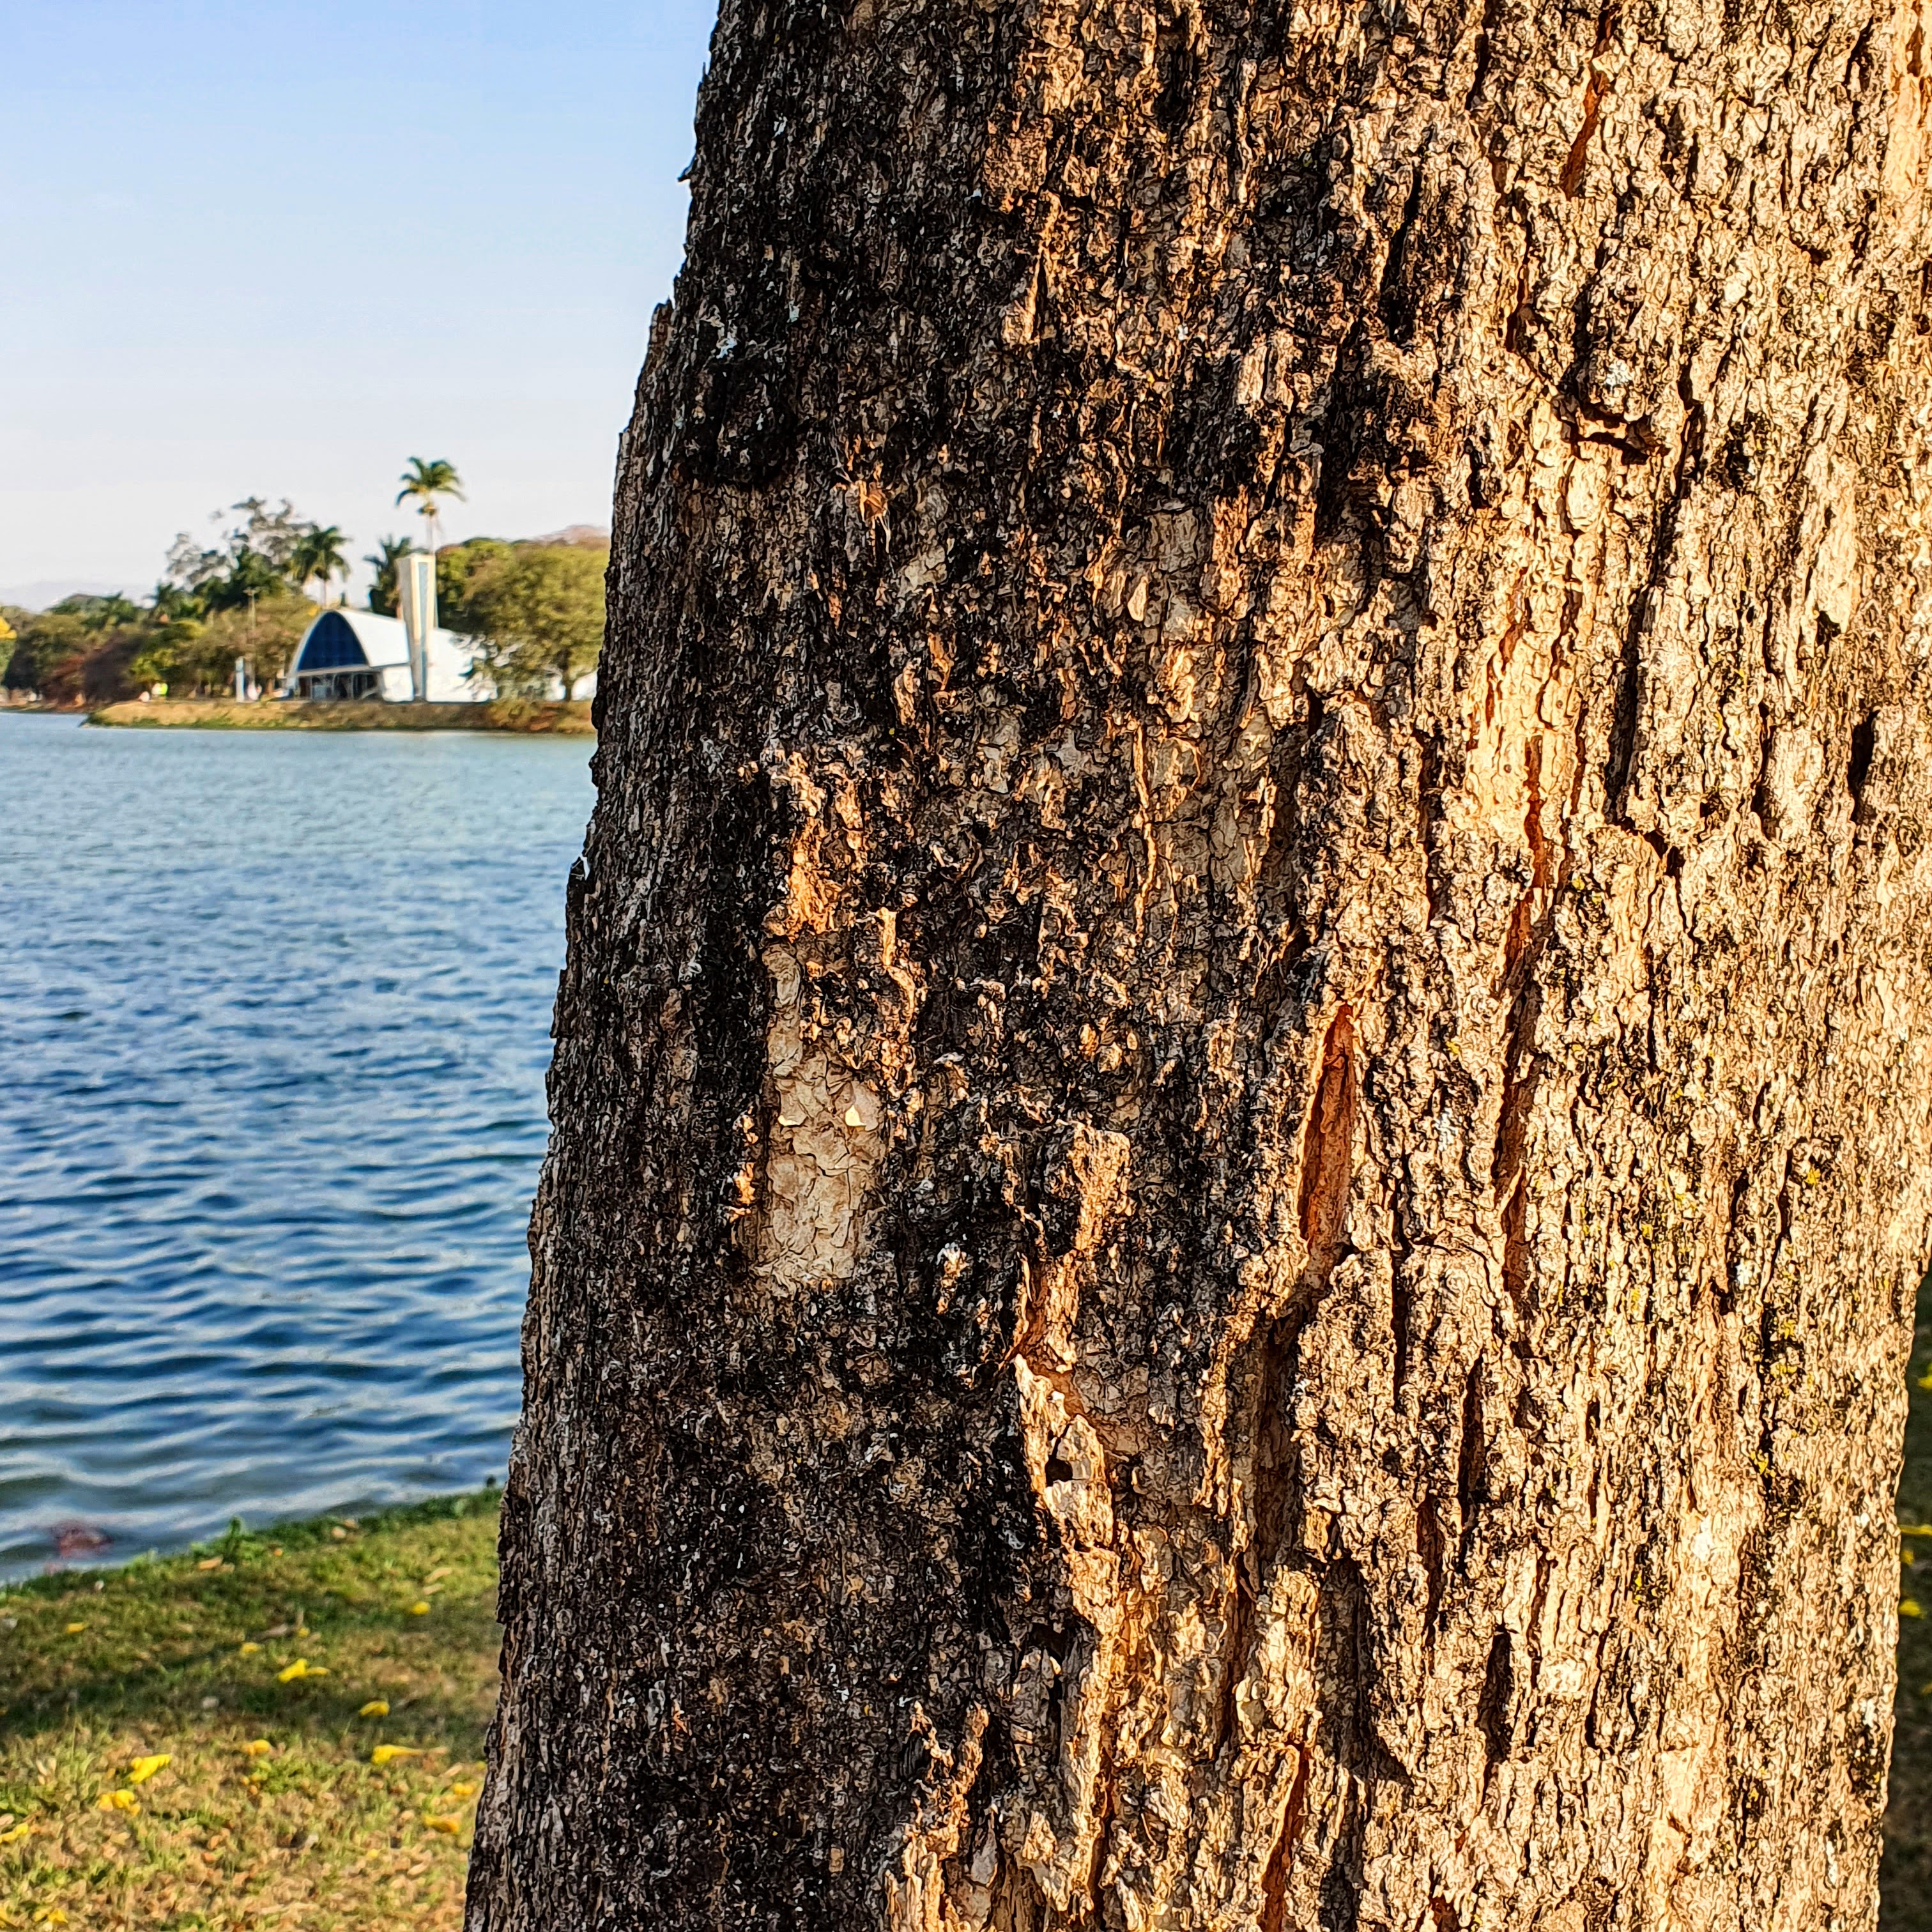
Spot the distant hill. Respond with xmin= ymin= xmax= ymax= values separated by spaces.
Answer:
xmin=1 ymin=580 xmax=146 ymax=613
xmin=527 ymin=525 xmax=610 ymax=550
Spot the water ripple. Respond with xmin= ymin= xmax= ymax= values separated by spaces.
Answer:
xmin=0 ymin=714 xmax=590 ymax=1577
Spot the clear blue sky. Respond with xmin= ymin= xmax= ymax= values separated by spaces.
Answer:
xmin=1 ymin=1 xmax=715 ymax=606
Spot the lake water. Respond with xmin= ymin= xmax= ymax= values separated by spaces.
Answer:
xmin=0 ymin=714 xmax=592 ymax=1579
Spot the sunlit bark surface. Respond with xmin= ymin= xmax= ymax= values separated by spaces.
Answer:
xmin=470 ymin=0 xmax=1932 ymax=1924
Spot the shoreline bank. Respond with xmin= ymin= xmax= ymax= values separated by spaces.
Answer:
xmin=84 ymin=697 xmax=594 ymax=735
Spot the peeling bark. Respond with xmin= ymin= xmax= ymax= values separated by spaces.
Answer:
xmin=470 ymin=0 xmax=1932 ymax=1925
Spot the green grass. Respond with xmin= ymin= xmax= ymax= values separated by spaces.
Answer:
xmin=1888 ymin=1278 xmax=1932 ymax=1928
xmin=0 ymin=1492 xmax=500 ymax=1931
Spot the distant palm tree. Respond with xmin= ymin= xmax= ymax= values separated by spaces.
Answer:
xmin=149 ymin=582 xmax=199 ymax=624
xmin=289 ymin=525 xmax=350 ymax=606
xmin=395 ymin=458 xmax=464 ymax=556
xmin=364 ymin=535 xmax=418 ymax=617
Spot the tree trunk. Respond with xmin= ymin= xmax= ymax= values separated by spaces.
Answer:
xmin=470 ymin=0 xmax=1932 ymax=1924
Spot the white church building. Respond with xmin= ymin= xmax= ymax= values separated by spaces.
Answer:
xmin=284 ymin=609 xmax=482 ymax=703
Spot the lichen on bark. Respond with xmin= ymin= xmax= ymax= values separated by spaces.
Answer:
xmin=469 ymin=0 xmax=1932 ymax=1926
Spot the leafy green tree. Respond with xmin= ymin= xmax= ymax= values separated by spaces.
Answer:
xmin=395 ymin=458 xmax=464 ymax=555
xmin=129 ymin=591 xmax=313 ymax=697
xmin=1 ymin=605 xmax=63 ymax=693
xmin=149 ymin=581 xmax=203 ymax=625
xmin=4 ymin=606 xmax=146 ymax=705
xmin=20 ymin=613 xmax=89 ymax=695
xmin=364 ymin=535 xmax=417 ymax=617
xmin=226 ymin=498 xmax=312 ymax=575
xmin=203 ymin=548 xmax=289 ymax=614
xmin=434 ymin=537 xmax=514 ymax=633
xmin=289 ymin=525 xmax=350 ymax=606
xmin=165 ymin=499 xmax=318 ymax=611
xmin=203 ymin=592 xmax=313 ymax=692
xmin=126 ymin=624 xmax=189 ymax=693
xmin=461 ymin=544 xmax=606 ymax=698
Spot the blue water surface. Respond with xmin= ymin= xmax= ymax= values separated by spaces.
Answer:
xmin=0 ymin=713 xmax=592 ymax=1577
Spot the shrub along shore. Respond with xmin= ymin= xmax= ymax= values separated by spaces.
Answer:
xmin=85 ymin=698 xmax=594 ymax=735
xmin=0 ymin=1492 xmax=501 ymax=1931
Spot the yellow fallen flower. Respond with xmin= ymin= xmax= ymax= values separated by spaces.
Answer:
xmin=1904 ymin=1524 xmax=1932 ymax=1538
xmin=34 ymin=1910 xmax=67 ymax=1926
xmin=1904 ymin=1598 xmax=1925 ymax=1619
xmin=63 ymin=1623 xmax=85 ymax=1636
xmin=359 ymin=1699 xmax=390 ymax=1717
xmin=239 ymin=1642 xmax=261 ymax=1655
xmin=276 ymin=1659 xmax=328 ymax=1682
xmin=407 ymin=1600 xmax=431 ymax=1616
xmin=127 ymin=1754 xmax=171 ymax=1785
xmin=0 ymin=1821 xmax=29 ymax=1844
xmin=371 ymin=1745 xmax=422 ymax=1766
xmin=448 ymin=1781 xmax=478 ymax=1798
xmin=422 ymin=1813 xmax=462 ymax=1834
xmin=98 ymin=1790 xmax=139 ymax=1813
xmin=243 ymin=1740 xmax=273 ymax=1757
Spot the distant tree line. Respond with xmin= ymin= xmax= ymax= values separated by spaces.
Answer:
xmin=4 ymin=498 xmax=346 ymax=704
xmin=4 ymin=477 xmax=608 ymax=705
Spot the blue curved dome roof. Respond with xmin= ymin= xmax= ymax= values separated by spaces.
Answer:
xmin=292 ymin=610 xmax=371 ymax=673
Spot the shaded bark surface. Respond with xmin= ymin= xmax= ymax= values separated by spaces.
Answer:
xmin=470 ymin=0 xmax=1932 ymax=1925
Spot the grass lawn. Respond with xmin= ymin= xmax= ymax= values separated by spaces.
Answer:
xmin=1887 ymin=1276 xmax=1932 ymax=1929
xmin=0 ymin=1493 xmax=500 ymax=1931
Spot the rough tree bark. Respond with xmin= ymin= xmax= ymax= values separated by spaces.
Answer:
xmin=470 ymin=0 xmax=1932 ymax=1923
